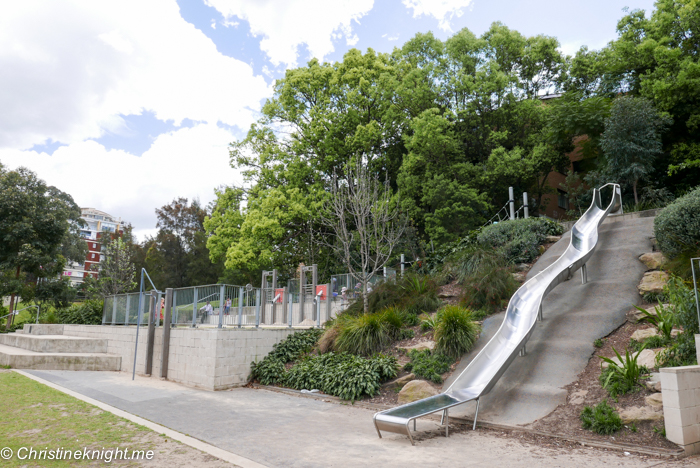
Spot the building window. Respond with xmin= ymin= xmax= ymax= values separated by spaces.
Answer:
xmin=557 ymin=190 xmax=569 ymax=209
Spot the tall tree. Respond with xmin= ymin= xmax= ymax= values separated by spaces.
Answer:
xmin=0 ymin=166 xmax=83 ymax=327
xmin=600 ymin=96 xmax=670 ymax=204
xmin=92 ymin=238 xmax=136 ymax=297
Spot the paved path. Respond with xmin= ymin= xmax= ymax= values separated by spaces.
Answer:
xmin=24 ymin=370 xmax=696 ymax=468
xmin=444 ymin=217 xmax=655 ymax=426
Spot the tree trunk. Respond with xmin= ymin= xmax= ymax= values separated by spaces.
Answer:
xmin=363 ymin=281 xmax=369 ymax=315
xmin=633 ymin=178 xmax=639 ymax=206
xmin=5 ymin=265 xmax=21 ymax=328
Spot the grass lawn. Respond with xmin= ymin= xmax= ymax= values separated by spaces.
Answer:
xmin=0 ymin=371 xmax=231 ymax=467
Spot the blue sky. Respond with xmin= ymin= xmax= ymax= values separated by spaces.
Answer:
xmin=0 ymin=0 xmax=655 ymax=239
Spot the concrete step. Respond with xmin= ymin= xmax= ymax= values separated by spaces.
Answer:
xmin=0 ymin=333 xmax=108 ymax=353
xmin=21 ymin=324 xmax=65 ymax=335
xmin=0 ymin=343 xmax=121 ymax=371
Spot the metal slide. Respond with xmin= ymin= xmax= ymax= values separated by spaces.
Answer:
xmin=373 ymin=183 xmax=623 ymax=445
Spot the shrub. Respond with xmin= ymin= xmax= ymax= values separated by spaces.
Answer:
xmin=404 ymin=349 xmax=454 ymax=384
xmin=634 ymin=304 xmax=676 ymax=341
xmin=629 ymin=334 xmax=667 ymax=353
xmin=458 ymin=249 xmax=518 ymax=314
xmin=594 ymin=338 xmax=604 ymax=348
xmin=399 ymin=309 xmax=420 ymax=327
xmin=477 ymin=217 xmax=563 ymax=264
xmin=656 ymin=276 xmax=699 ymax=367
xmin=251 ymin=329 xmax=323 ymax=384
xmin=399 ymin=329 xmax=415 ymax=340
xmin=284 ymin=352 xmax=398 ymax=401
xmin=654 ymin=186 xmax=700 ymax=258
xmin=55 ymin=299 xmax=104 ymax=325
xmin=433 ymin=305 xmax=480 ymax=359
xmin=580 ymin=400 xmax=622 ymax=435
xmin=600 ymin=347 xmax=649 ymax=397
xmin=335 ymin=310 xmax=402 ymax=356
xmin=420 ymin=312 xmax=439 ymax=332
xmin=343 ymin=274 xmax=440 ymax=316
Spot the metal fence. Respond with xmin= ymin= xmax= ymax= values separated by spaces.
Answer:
xmin=103 ymin=292 xmax=153 ymax=326
xmin=171 ymin=284 xmax=261 ymax=327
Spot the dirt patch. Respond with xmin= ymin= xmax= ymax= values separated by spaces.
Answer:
xmin=135 ymin=431 xmax=233 ymax=467
xmin=527 ymin=308 xmax=680 ymax=451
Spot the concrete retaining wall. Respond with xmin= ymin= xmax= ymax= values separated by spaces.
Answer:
xmin=661 ymin=365 xmax=700 ymax=455
xmin=62 ymin=325 xmax=299 ymax=391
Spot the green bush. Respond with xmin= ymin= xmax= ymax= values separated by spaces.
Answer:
xmin=477 ymin=217 xmax=563 ymax=264
xmin=654 ymin=186 xmax=700 ymax=258
xmin=629 ymin=335 xmax=667 ymax=353
xmin=284 ymin=352 xmax=398 ymax=401
xmin=656 ymin=276 xmax=699 ymax=368
xmin=580 ymin=400 xmax=623 ymax=435
xmin=343 ymin=274 xmax=440 ymax=317
xmin=634 ymin=304 xmax=676 ymax=341
xmin=433 ymin=305 xmax=480 ymax=359
xmin=600 ymin=347 xmax=649 ymax=397
xmin=55 ymin=300 xmax=104 ymax=325
xmin=420 ymin=312 xmax=439 ymax=331
xmin=251 ymin=329 xmax=324 ymax=384
xmin=334 ymin=309 xmax=402 ymax=356
xmin=404 ymin=349 xmax=454 ymax=383
xmin=458 ymin=248 xmax=518 ymax=314
xmin=594 ymin=338 xmax=604 ymax=348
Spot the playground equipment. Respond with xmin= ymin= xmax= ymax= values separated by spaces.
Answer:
xmin=373 ymin=183 xmax=622 ymax=445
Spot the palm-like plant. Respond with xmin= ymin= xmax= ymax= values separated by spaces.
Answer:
xmin=634 ymin=304 xmax=676 ymax=341
xmin=600 ymin=346 xmax=648 ymax=397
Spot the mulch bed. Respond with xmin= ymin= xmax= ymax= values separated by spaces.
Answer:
xmin=527 ymin=303 xmax=680 ymax=451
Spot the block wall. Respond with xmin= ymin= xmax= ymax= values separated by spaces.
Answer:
xmin=660 ymin=365 xmax=700 ymax=455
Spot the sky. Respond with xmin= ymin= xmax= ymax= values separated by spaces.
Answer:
xmin=0 ymin=0 xmax=657 ymax=241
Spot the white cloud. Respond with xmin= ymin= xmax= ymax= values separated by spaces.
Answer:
xmin=0 ymin=124 xmax=242 ymax=241
xmin=0 ymin=0 xmax=271 ymax=150
xmin=205 ymin=0 xmax=375 ymax=66
xmin=402 ymin=0 xmax=473 ymax=32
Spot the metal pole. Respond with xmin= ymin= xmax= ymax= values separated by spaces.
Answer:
xmin=581 ymin=264 xmax=587 ymax=284
xmin=287 ymin=286 xmax=293 ymax=328
xmin=125 ymin=294 xmax=131 ymax=325
xmin=218 ymin=284 xmax=225 ymax=328
xmin=473 ymin=398 xmax=480 ymax=430
xmin=271 ymin=269 xmax=278 ymax=325
xmin=35 ymin=304 xmax=40 ymax=324
xmin=509 ymin=187 xmax=515 ymax=220
xmin=523 ymin=192 xmax=529 ymax=219
xmin=326 ymin=283 xmax=331 ymax=322
xmin=401 ymin=254 xmax=405 ymax=276
xmin=160 ymin=288 xmax=173 ymax=379
xmin=255 ymin=289 xmax=261 ymax=328
xmin=132 ymin=269 xmax=145 ymax=380
xmin=172 ymin=290 xmax=177 ymax=325
xmin=191 ymin=287 xmax=198 ymax=328
xmin=145 ymin=292 xmax=156 ymax=375
xmin=237 ymin=287 xmax=244 ymax=328
xmin=316 ymin=295 xmax=321 ymax=328
xmin=299 ymin=268 xmax=305 ymax=322
xmin=112 ymin=297 xmax=117 ymax=326
xmin=692 ymin=258 xmax=700 ymax=333
xmin=282 ymin=286 xmax=288 ymax=325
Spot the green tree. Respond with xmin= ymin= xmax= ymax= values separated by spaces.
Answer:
xmin=600 ymin=96 xmax=670 ymax=205
xmin=0 ymin=167 xmax=83 ymax=327
xmin=92 ymin=238 xmax=136 ymax=297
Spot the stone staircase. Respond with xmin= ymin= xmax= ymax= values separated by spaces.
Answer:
xmin=0 ymin=324 xmax=121 ymax=371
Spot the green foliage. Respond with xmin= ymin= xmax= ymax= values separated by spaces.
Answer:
xmin=267 ymin=329 xmax=323 ymax=362
xmin=653 ymin=425 xmax=667 ymax=438
xmin=283 ymin=353 xmax=399 ymax=401
xmin=600 ymin=96 xmax=670 ymax=204
xmin=634 ymin=304 xmax=676 ymax=341
xmin=344 ymin=274 xmax=440 ymax=317
xmin=477 ymin=217 xmax=563 ymax=264
xmin=399 ymin=329 xmax=415 ymax=340
xmin=334 ymin=310 xmax=403 ymax=356
xmin=455 ymin=247 xmax=518 ymax=313
xmin=55 ymin=300 xmax=104 ymax=325
xmin=399 ymin=309 xmax=420 ymax=327
xmin=404 ymin=349 xmax=454 ymax=384
xmin=654 ymin=186 xmax=700 ymax=259
xmin=656 ymin=276 xmax=700 ymax=368
xmin=433 ymin=305 xmax=480 ymax=359
xmin=420 ymin=312 xmax=439 ymax=332
xmin=599 ymin=347 xmax=649 ymax=397
xmin=629 ymin=335 xmax=667 ymax=353
xmin=580 ymin=400 xmax=622 ymax=435
xmin=593 ymin=338 xmax=604 ymax=348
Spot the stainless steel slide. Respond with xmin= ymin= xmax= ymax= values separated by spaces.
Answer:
xmin=373 ymin=183 xmax=623 ymax=445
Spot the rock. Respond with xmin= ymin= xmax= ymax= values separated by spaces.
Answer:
xmin=639 ymin=252 xmax=668 ymax=270
xmin=385 ymin=373 xmax=415 ymax=389
xmin=438 ymin=292 xmax=457 ymax=299
xmin=638 ymin=271 xmax=670 ymax=295
xmin=631 ymin=328 xmax=659 ymax=342
xmin=645 ymin=393 xmax=663 ymax=409
xmin=671 ymin=328 xmax=682 ymax=338
xmin=546 ymin=235 xmax=562 ymax=243
xmin=398 ymin=341 xmax=435 ymax=353
xmin=398 ymin=380 xmax=439 ymax=404
xmin=512 ymin=272 xmax=527 ymax=282
xmin=618 ymin=406 xmax=664 ymax=424
xmin=645 ymin=373 xmax=662 ymax=392
xmin=515 ymin=263 xmax=529 ymax=272
xmin=601 ymin=348 xmax=661 ymax=370
xmin=569 ymin=390 xmax=588 ymax=405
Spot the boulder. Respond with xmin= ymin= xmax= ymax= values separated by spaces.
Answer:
xmin=569 ymin=390 xmax=588 ymax=405
xmin=645 ymin=393 xmax=663 ymax=410
xmin=671 ymin=328 xmax=682 ymax=338
xmin=639 ymin=252 xmax=668 ymax=270
xmin=546 ymin=235 xmax=562 ymax=243
xmin=618 ymin=406 xmax=663 ymax=424
xmin=398 ymin=341 xmax=435 ymax=353
xmin=645 ymin=373 xmax=662 ymax=392
xmin=601 ymin=348 xmax=661 ymax=370
xmin=638 ymin=271 xmax=670 ymax=295
xmin=398 ymin=380 xmax=439 ymax=404
xmin=627 ymin=304 xmax=667 ymax=322
xmin=384 ymin=373 xmax=415 ymax=390
xmin=631 ymin=328 xmax=659 ymax=342
xmin=512 ymin=272 xmax=527 ymax=282
xmin=515 ymin=263 xmax=529 ymax=272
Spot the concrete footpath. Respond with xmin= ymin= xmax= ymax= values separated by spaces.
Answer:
xmin=23 ymin=370 xmax=697 ymax=468
xmin=444 ymin=217 xmax=655 ymax=426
